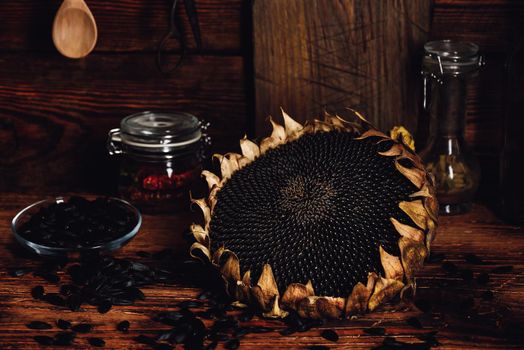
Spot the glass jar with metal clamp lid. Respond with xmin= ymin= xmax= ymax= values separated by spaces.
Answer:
xmin=107 ymin=111 xmax=210 ymax=213
xmin=418 ymin=40 xmax=484 ymax=215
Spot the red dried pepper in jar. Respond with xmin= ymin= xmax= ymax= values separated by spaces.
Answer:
xmin=107 ymin=112 xmax=209 ymax=213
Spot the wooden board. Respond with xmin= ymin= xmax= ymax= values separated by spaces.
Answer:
xmin=253 ymin=0 xmax=432 ymax=135
xmin=0 ymin=54 xmax=246 ymax=193
xmin=1 ymin=193 xmax=524 ymax=349
xmin=0 ymin=0 xmax=243 ymax=53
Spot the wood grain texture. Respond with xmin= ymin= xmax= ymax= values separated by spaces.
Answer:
xmin=0 ymin=193 xmax=524 ymax=349
xmin=432 ymin=0 xmax=524 ymax=53
xmin=0 ymin=0 xmax=243 ymax=53
xmin=253 ymin=0 xmax=431 ymax=136
xmin=0 ymin=54 xmax=246 ymax=192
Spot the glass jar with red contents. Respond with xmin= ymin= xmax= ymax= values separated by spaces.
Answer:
xmin=107 ymin=111 xmax=208 ymax=213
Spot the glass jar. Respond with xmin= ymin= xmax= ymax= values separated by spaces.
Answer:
xmin=418 ymin=40 xmax=483 ymax=215
xmin=107 ymin=111 xmax=208 ymax=213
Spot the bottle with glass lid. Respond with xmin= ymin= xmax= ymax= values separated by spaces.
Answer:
xmin=107 ymin=111 xmax=209 ymax=213
xmin=418 ymin=40 xmax=483 ymax=215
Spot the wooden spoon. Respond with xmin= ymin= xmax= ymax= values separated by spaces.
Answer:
xmin=52 ymin=0 xmax=98 ymax=59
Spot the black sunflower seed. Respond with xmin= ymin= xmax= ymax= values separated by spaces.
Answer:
xmin=35 ymin=271 xmax=60 ymax=284
xmin=197 ymin=291 xmax=212 ymax=300
xmin=31 ymin=285 xmax=45 ymax=300
xmin=477 ymin=272 xmax=490 ymax=285
xmin=460 ymin=269 xmax=474 ymax=282
xmin=136 ymin=251 xmax=151 ymax=258
xmin=280 ymin=327 xmax=297 ymax=336
xmin=441 ymin=261 xmax=457 ymax=273
xmin=363 ymin=327 xmax=386 ymax=336
xmin=56 ymin=319 xmax=71 ymax=330
xmin=233 ymin=327 xmax=250 ymax=337
xmin=72 ymin=323 xmax=93 ymax=333
xmin=225 ymin=339 xmax=240 ymax=350
xmin=134 ymin=335 xmax=156 ymax=346
xmin=117 ymin=320 xmax=130 ymax=332
xmin=9 ymin=267 xmax=30 ymax=277
xmin=407 ymin=316 xmax=423 ymax=329
xmin=464 ymin=253 xmax=483 ymax=265
xmin=206 ymin=341 xmax=218 ymax=350
xmin=67 ymin=294 xmax=83 ymax=311
xmin=27 ymin=321 xmax=53 ymax=330
xmin=43 ymin=293 xmax=65 ymax=306
xmin=249 ymin=326 xmax=274 ymax=333
xmin=481 ymin=290 xmax=494 ymax=301
xmin=177 ymin=300 xmax=203 ymax=308
xmin=321 ymin=329 xmax=339 ymax=342
xmin=309 ymin=346 xmax=330 ymax=350
xmin=209 ymin=333 xmax=229 ymax=342
xmin=97 ymin=300 xmax=112 ymax=314
xmin=88 ymin=337 xmax=105 ymax=347
xmin=492 ymin=265 xmax=513 ymax=274
xmin=34 ymin=335 xmax=54 ymax=345
xmin=54 ymin=331 xmax=76 ymax=346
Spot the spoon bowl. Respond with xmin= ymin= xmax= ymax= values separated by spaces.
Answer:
xmin=52 ymin=0 xmax=98 ymax=59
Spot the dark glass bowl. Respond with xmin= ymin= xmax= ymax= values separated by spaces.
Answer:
xmin=11 ymin=196 xmax=142 ymax=257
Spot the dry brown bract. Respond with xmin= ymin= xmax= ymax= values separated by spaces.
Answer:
xmin=189 ymin=109 xmax=438 ymax=319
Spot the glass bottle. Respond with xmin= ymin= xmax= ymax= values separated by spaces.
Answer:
xmin=419 ymin=40 xmax=483 ymax=215
xmin=107 ymin=111 xmax=209 ymax=213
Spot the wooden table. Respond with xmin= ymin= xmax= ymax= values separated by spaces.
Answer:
xmin=1 ymin=193 xmax=523 ymax=349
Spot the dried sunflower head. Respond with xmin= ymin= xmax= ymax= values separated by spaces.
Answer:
xmin=190 ymin=110 xmax=438 ymax=319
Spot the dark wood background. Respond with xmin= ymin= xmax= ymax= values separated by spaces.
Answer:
xmin=0 ymin=0 xmax=523 ymax=200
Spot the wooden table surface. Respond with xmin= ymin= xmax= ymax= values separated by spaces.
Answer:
xmin=1 ymin=193 xmax=524 ymax=349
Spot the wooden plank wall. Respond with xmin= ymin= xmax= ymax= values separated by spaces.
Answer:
xmin=0 ymin=0 xmax=248 ymax=193
xmin=0 ymin=0 xmax=522 ymax=198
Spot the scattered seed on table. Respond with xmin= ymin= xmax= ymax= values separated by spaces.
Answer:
xmin=309 ymin=346 xmax=330 ymax=350
xmin=33 ymin=335 xmax=54 ymax=345
xmin=88 ymin=337 xmax=106 ymax=347
xmin=26 ymin=321 xmax=53 ymax=330
xmin=35 ymin=271 xmax=60 ymax=284
xmin=97 ymin=300 xmax=112 ymax=314
xmin=154 ymin=343 xmax=173 ymax=350
xmin=464 ymin=253 xmax=484 ymax=265
xmin=117 ymin=320 xmax=130 ymax=332
xmin=416 ymin=331 xmax=440 ymax=347
xmin=54 ymin=332 xmax=76 ymax=346
xmin=249 ymin=326 xmax=273 ymax=333
xmin=407 ymin=316 xmax=423 ymax=329
xmin=56 ymin=319 xmax=71 ymax=330
xmin=31 ymin=285 xmax=45 ymax=300
xmin=9 ymin=268 xmax=30 ymax=277
xmin=225 ymin=339 xmax=240 ymax=350
xmin=134 ymin=335 xmax=156 ymax=346
xmin=206 ymin=341 xmax=218 ymax=350
xmin=321 ymin=329 xmax=339 ymax=342
xmin=492 ymin=265 xmax=513 ymax=274
xmin=67 ymin=294 xmax=83 ymax=311
xmin=72 ymin=323 xmax=93 ymax=333
xmin=42 ymin=293 xmax=65 ymax=307
xmin=477 ymin=272 xmax=490 ymax=285
xmin=363 ymin=327 xmax=386 ymax=336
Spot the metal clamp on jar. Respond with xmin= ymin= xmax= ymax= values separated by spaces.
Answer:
xmin=107 ymin=111 xmax=209 ymax=213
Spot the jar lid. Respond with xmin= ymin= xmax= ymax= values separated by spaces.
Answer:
xmin=107 ymin=111 xmax=204 ymax=158
xmin=423 ymin=40 xmax=482 ymax=76
xmin=120 ymin=111 xmax=202 ymax=148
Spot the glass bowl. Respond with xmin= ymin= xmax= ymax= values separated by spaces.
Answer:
xmin=11 ymin=196 xmax=142 ymax=257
